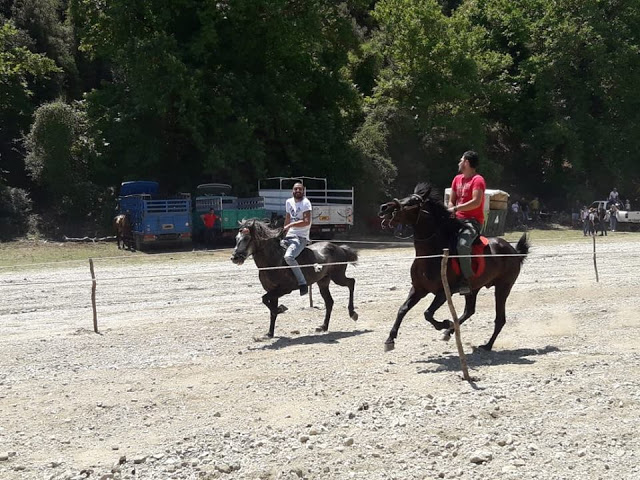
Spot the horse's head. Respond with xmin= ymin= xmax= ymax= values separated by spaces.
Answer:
xmin=230 ymin=221 xmax=255 ymax=265
xmin=379 ymin=183 xmax=432 ymax=228
xmin=231 ymin=219 xmax=281 ymax=265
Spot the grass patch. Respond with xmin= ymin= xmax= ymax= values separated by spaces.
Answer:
xmin=1 ymin=228 xmax=638 ymax=270
xmin=0 ymin=239 xmax=232 ymax=270
xmin=504 ymin=225 xmax=640 ymax=244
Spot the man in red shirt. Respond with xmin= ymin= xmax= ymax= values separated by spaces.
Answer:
xmin=447 ymin=150 xmax=486 ymax=295
xmin=200 ymin=208 xmax=219 ymax=245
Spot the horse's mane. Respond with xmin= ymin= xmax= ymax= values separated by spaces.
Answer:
xmin=240 ymin=218 xmax=282 ymax=242
xmin=414 ymin=182 xmax=463 ymax=234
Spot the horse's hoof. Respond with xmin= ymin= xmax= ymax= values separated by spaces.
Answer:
xmin=442 ymin=332 xmax=451 ymax=342
xmin=350 ymin=312 xmax=358 ymax=321
xmin=277 ymin=305 xmax=288 ymax=314
xmin=478 ymin=344 xmax=492 ymax=351
xmin=384 ymin=341 xmax=395 ymax=352
xmin=315 ymin=325 xmax=328 ymax=333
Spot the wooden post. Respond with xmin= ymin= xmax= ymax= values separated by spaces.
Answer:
xmin=308 ymin=284 xmax=314 ymax=308
xmin=592 ymin=235 xmax=599 ymax=283
xmin=440 ymin=249 xmax=471 ymax=381
xmin=89 ymin=258 xmax=98 ymax=333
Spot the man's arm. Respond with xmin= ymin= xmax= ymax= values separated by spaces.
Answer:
xmin=448 ymin=189 xmax=457 ymax=209
xmin=449 ymin=189 xmax=484 ymax=213
xmin=284 ymin=210 xmax=311 ymax=230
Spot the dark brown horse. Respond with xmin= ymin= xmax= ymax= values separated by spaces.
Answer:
xmin=113 ymin=214 xmax=132 ymax=250
xmin=230 ymin=219 xmax=359 ymax=338
xmin=378 ymin=182 xmax=529 ymax=351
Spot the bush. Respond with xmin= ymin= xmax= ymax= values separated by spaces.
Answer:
xmin=0 ymin=185 xmax=33 ymax=240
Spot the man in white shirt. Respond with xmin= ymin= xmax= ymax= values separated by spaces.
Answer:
xmin=283 ymin=182 xmax=312 ymax=295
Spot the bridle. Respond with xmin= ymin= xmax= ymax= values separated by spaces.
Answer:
xmin=232 ymin=226 xmax=253 ymax=261
xmin=384 ymin=192 xmax=439 ymax=244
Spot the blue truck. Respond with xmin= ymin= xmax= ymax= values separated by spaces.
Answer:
xmin=117 ymin=181 xmax=192 ymax=250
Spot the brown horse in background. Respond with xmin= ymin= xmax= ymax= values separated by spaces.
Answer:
xmin=113 ymin=214 xmax=133 ymax=250
xmin=378 ymin=182 xmax=529 ymax=352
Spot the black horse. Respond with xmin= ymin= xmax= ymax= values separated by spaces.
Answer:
xmin=230 ymin=219 xmax=359 ymax=338
xmin=379 ymin=182 xmax=529 ymax=351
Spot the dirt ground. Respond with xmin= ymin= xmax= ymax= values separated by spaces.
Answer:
xmin=1 ymin=235 xmax=639 ymax=480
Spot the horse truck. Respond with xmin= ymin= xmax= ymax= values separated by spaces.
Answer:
xmin=259 ymin=176 xmax=354 ymax=239
xmin=117 ymin=181 xmax=192 ymax=250
xmin=192 ymin=183 xmax=266 ymax=241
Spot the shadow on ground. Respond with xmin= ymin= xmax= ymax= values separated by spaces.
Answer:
xmin=249 ymin=329 xmax=373 ymax=351
xmin=413 ymin=345 xmax=560 ymax=374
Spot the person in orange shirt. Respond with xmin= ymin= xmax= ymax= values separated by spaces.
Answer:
xmin=200 ymin=208 xmax=219 ymax=245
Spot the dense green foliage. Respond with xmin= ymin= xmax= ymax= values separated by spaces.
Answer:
xmin=1 ymin=0 xmax=639 ymax=237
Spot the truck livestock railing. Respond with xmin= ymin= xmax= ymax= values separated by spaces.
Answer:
xmin=193 ymin=183 xmax=266 ymax=240
xmin=259 ymin=176 xmax=354 ymax=239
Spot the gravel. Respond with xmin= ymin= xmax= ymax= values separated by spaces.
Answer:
xmin=1 ymin=237 xmax=639 ymax=479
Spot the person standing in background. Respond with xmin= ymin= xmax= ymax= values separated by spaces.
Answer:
xmin=608 ymin=188 xmax=619 ymax=205
xmin=200 ymin=208 xmax=219 ymax=245
xmin=609 ymin=202 xmax=618 ymax=232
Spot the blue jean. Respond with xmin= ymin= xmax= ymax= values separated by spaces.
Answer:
xmin=282 ymin=234 xmax=308 ymax=285
xmin=457 ymin=219 xmax=481 ymax=280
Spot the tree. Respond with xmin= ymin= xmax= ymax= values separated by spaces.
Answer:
xmin=70 ymin=0 xmax=363 ymax=193
xmin=24 ymin=100 xmax=99 ymax=227
xmin=353 ymin=0 xmax=506 ymax=198
xmin=0 ymin=18 xmax=60 ymax=185
xmin=456 ymin=0 xmax=640 ymax=204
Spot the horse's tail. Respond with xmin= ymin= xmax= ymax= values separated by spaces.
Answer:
xmin=339 ymin=245 xmax=358 ymax=265
xmin=515 ymin=233 xmax=530 ymax=264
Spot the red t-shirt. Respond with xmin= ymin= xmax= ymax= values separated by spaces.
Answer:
xmin=202 ymin=212 xmax=218 ymax=229
xmin=451 ymin=174 xmax=486 ymax=224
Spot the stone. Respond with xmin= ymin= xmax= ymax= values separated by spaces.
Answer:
xmin=470 ymin=450 xmax=492 ymax=464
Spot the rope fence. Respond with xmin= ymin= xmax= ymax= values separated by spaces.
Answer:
xmin=0 ymin=233 xmax=627 ymax=270
xmin=0 ymin=249 xmax=635 ymax=287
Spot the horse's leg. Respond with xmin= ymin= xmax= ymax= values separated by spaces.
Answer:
xmin=385 ymin=287 xmax=427 ymax=351
xmin=442 ymin=290 xmax=480 ymax=341
xmin=423 ymin=291 xmax=449 ymax=330
xmin=480 ymin=281 xmax=513 ymax=351
xmin=330 ymin=266 xmax=357 ymax=320
xmin=315 ymin=277 xmax=333 ymax=332
xmin=261 ymin=292 xmax=280 ymax=338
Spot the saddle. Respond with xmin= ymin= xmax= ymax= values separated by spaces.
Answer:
xmin=449 ymin=235 xmax=489 ymax=278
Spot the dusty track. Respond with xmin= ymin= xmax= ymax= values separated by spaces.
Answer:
xmin=1 ymin=237 xmax=639 ymax=480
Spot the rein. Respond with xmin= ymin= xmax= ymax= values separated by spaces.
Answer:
xmin=412 ymin=210 xmax=438 ymax=243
